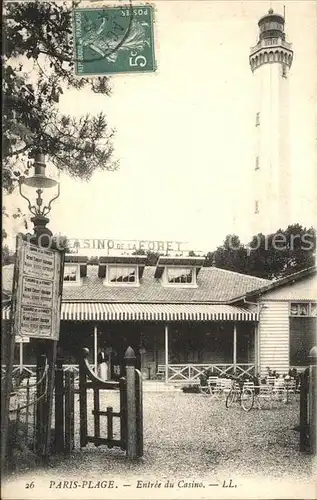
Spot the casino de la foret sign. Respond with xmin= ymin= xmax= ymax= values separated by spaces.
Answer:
xmin=13 ymin=236 xmax=63 ymax=341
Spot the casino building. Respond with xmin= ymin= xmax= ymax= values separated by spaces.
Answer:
xmin=2 ymin=256 xmax=316 ymax=383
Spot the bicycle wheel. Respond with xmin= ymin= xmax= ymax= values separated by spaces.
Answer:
xmin=225 ymin=389 xmax=236 ymax=408
xmin=241 ymin=388 xmax=254 ymax=412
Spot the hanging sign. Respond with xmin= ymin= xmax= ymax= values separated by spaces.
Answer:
xmin=15 ymin=336 xmax=30 ymax=344
xmin=12 ymin=235 xmax=64 ymax=340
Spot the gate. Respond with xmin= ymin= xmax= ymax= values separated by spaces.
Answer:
xmin=54 ymin=346 xmax=143 ymax=459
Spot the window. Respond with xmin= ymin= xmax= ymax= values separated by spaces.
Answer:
xmin=108 ymin=265 xmax=137 ymax=284
xmin=255 ymin=156 xmax=260 ymax=170
xmin=282 ymin=64 xmax=287 ymax=78
xmin=64 ymin=265 xmax=79 ymax=282
xmin=290 ymin=302 xmax=317 ymax=317
xmin=255 ymin=112 xmax=260 ymax=126
xmin=254 ymin=200 xmax=259 ymax=214
xmin=290 ymin=317 xmax=316 ymax=366
xmin=166 ymin=267 xmax=193 ymax=284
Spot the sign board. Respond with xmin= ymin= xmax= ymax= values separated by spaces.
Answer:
xmin=67 ymin=238 xmax=187 ymax=254
xmin=12 ymin=236 xmax=63 ymax=341
xmin=15 ymin=336 xmax=30 ymax=344
xmin=73 ymin=5 xmax=156 ymax=75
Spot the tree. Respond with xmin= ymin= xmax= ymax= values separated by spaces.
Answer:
xmin=246 ymin=225 xmax=316 ymax=279
xmin=206 ymin=225 xmax=316 ymax=279
xmin=87 ymin=256 xmax=99 ymax=265
xmin=2 ymin=245 xmax=15 ymax=267
xmin=3 ymin=1 xmax=117 ymax=194
xmin=206 ymin=234 xmax=249 ymax=274
xmin=132 ymin=249 xmax=160 ymax=266
xmin=188 ymin=250 xmax=198 ymax=257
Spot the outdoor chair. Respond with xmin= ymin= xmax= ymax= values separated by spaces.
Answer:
xmin=204 ymin=376 xmax=220 ymax=397
xmin=199 ymin=376 xmax=217 ymax=395
xmin=241 ymin=380 xmax=275 ymax=410
xmin=155 ymin=365 xmax=165 ymax=380
xmin=284 ymin=378 xmax=297 ymax=403
xmin=243 ymin=380 xmax=255 ymax=390
xmin=272 ymin=378 xmax=285 ymax=400
xmin=266 ymin=376 xmax=276 ymax=386
xmin=199 ymin=381 xmax=210 ymax=395
xmin=268 ymin=378 xmax=289 ymax=405
xmin=254 ymin=384 xmax=274 ymax=409
xmin=287 ymin=379 xmax=296 ymax=393
xmin=217 ymin=378 xmax=233 ymax=399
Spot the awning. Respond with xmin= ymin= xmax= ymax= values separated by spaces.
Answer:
xmin=2 ymin=303 xmax=257 ymax=322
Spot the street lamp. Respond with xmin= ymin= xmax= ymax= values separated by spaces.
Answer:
xmin=19 ymin=153 xmax=60 ymax=243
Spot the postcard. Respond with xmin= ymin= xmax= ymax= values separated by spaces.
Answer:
xmin=2 ymin=1 xmax=316 ymax=499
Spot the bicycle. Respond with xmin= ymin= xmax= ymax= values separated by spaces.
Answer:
xmin=225 ymin=378 xmax=254 ymax=412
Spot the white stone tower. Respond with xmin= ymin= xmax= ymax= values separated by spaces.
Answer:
xmin=249 ymin=9 xmax=293 ymax=235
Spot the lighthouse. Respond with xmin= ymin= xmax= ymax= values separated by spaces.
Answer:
xmin=249 ymin=9 xmax=293 ymax=235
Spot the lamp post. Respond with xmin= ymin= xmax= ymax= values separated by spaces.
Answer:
xmin=19 ymin=153 xmax=60 ymax=244
xmin=19 ymin=152 xmax=61 ymax=459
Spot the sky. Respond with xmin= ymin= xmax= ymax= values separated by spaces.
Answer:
xmin=4 ymin=0 xmax=317 ymax=254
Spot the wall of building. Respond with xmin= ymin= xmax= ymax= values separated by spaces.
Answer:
xmin=259 ymin=274 xmax=317 ymax=301
xmin=257 ymin=273 xmax=317 ymax=374
xmin=258 ymin=301 xmax=290 ymax=375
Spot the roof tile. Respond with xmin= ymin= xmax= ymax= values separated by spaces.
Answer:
xmin=2 ymin=264 xmax=269 ymax=303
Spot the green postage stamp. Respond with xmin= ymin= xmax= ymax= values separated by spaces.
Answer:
xmin=73 ymin=4 xmax=156 ymax=75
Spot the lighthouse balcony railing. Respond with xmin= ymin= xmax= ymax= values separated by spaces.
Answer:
xmin=250 ymin=38 xmax=292 ymax=53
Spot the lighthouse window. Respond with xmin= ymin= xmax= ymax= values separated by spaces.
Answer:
xmin=255 ymin=156 xmax=260 ymax=170
xmin=282 ymin=64 xmax=287 ymax=78
xmin=255 ymin=112 xmax=260 ymax=126
xmin=254 ymin=201 xmax=259 ymax=214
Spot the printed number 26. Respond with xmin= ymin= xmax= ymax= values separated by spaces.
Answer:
xmin=129 ymin=51 xmax=147 ymax=67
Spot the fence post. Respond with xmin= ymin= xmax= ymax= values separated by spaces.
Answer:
xmin=35 ymin=354 xmax=46 ymax=454
xmin=65 ymin=371 xmax=75 ymax=455
xmin=79 ymin=349 xmax=88 ymax=448
xmin=308 ymin=346 xmax=317 ymax=455
xmin=135 ymin=369 xmax=143 ymax=458
xmin=299 ymin=369 xmax=309 ymax=452
xmin=124 ymin=346 xmax=137 ymax=460
xmin=54 ymin=356 xmax=64 ymax=453
xmin=43 ymin=340 xmax=57 ymax=461
xmin=119 ymin=377 xmax=127 ymax=449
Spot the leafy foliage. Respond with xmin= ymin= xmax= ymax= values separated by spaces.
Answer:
xmin=2 ymin=245 xmax=16 ymax=266
xmin=132 ymin=249 xmax=161 ymax=266
xmin=205 ymin=224 xmax=316 ymax=279
xmin=3 ymin=1 xmax=116 ymax=193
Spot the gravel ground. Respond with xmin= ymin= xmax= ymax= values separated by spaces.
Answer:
xmin=12 ymin=391 xmax=314 ymax=478
xmin=2 ymin=391 xmax=315 ymax=499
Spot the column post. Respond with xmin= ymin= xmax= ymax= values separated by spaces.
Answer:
xmin=94 ymin=325 xmax=98 ymax=374
xmin=164 ymin=324 xmax=169 ymax=384
xmin=254 ymin=323 xmax=259 ymax=374
xmin=308 ymin=346 xmax=317 ymax=455
xmin=19 ymin=341 xmax=23 ymax=373
xmin=124 ymin=346 xmax=137 ymax=460
xmin=233 ymin=323 xmax=237 ymax=375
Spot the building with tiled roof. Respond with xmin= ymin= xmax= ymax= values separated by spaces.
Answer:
xmin=3 ymin=263 xmax=269 ymax=303
xmin=2 ymin=257 xmax=316 ymax=381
